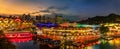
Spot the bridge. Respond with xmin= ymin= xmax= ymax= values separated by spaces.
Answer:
xmin=4 ymin=32 xmax=33 ymax=38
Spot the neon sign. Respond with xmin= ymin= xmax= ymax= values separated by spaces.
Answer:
xmin=36 ymin=22 xmax=58 ymax=28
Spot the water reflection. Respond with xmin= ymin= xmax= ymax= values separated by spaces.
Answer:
xmin=107 ymin=38 xmax=120 ymax=49
xmin=8 ymin=37 xmax=39 ymax=49
xmin=0 ymin=37 xmax=16 ymax=49
xmin=77 ymin=38 xmax=120 ymax=49
xmin=47 ymin=38 xmax=120 ymax=49
xmin=13 ymin=41 xmax=39 ymax=49
xmin=7 ymin=38 xmax=120 ymax=49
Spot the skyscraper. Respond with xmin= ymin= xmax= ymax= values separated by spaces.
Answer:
xmin=55 ymin=15 xmax=63 ymax=24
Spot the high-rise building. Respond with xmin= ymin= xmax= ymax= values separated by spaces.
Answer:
xmin=42 ymin=16 xmax=47 ymax=23
xmin=55 ymin=16 xmax=63 ymax=24
xmin=21 ymin=14 xmax=26 ymax=20
xmin=36 ymin=16 xmax=42 ymax=22
xmin=46 ymin=17 xmax=50 ymax=23
xmin=25 ymin=14 xmax=31 ymax=20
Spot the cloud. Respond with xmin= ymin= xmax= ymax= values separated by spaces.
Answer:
xmin=40 ymin=6 xmax=69 ymax=13
xmin=1 ymin=0 xmax=120 ymax=21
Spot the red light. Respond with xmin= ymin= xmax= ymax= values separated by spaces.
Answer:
xmin=5 ymin=32 xmax=33 ymax=38
xmin=15 ymin=18 xmax=21 ymax=22
xmin=8 ymin=37 xmax=32 ymax=42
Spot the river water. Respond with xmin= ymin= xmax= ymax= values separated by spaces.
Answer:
xmin=8 ymin=38 xmax=120 ymax=49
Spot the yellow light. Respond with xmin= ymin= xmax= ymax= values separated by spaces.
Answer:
xmin=108 ymin=40 xmax=114 ymax=45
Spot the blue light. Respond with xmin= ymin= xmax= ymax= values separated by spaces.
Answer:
xmin=36 ymin=22 xmax=58 ymax=28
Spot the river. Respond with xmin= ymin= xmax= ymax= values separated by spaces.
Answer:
xmin=8 ymin=38 xmax=120 ymax=49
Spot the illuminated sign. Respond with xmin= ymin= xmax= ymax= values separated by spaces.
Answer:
xmin=60 ymin=23 xmax=100 ymax=28
xmin=36 ymin=22 xmax=58 ymax=28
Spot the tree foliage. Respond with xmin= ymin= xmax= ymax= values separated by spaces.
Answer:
xmin=79 ymin=13 xmax=120 ymax=24
xmin=99 ymin=25 xmax=109 ymax=34
xmin=0 ymin=30 xmax=3 ymax=35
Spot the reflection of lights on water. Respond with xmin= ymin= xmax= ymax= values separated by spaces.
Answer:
xmin=8 ymin=37 xmax=32 ymax=43
xmin=86 ymin=46 xmax=93 ymax=49
xmin=115 ymin=39 xmax=120 ymax=44
xmin=59 ymin=41 xmax=100 ymax=49
xmin=108 ymin=38 xmax=120 ymax=45
xmin=60 ymin=45 xmax=77 ymax=49
xmin=108 ymin=40 xmax=114 ymax=45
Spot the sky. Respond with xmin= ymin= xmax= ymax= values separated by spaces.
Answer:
xmin=0 ymin=0 xmax=120 ymax=21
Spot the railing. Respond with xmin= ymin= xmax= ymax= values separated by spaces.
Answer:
xmin=4 ymin=32 xmax=33 ymax=38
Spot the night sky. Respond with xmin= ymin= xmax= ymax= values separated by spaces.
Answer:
xmin=0 ymin=0 xmax=120 ymax=21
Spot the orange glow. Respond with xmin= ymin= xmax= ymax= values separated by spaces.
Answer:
xmin=0 ymin=0 xmax=50 ymax=15
xmin=60 ymin=22 xmax=69 ymax=27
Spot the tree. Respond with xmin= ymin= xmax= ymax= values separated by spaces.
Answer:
xmin=99 ymin=25 xmax=109 ymax=34
xmin=31 ymin=27 xmax=37 ymax=35
xmin=0 ymin=30 xmax=4 ymax=38
xmin=0 ymin=30 xmax=3 ymax=35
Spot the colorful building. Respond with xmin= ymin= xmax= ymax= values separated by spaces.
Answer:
xmin=101 ymin=23 xmax=120 ymax=36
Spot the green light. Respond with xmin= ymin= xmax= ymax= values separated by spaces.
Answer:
xmin=76 ymin=23 xmax=84 ymax=27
